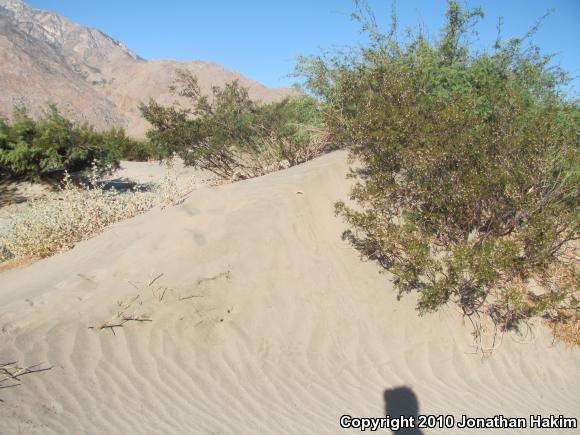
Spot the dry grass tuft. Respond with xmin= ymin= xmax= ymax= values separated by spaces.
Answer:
xmin=547 ymin=317 xmax=580 ymax=347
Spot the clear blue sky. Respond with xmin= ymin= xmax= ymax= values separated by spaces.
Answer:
xmin=27 ymin=0 xmax=580 ymax=93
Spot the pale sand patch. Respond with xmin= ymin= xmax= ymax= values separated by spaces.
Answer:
xmin=103 ymin=159 xmax=202 ymax=187
xmin=0 ymin=151 xmax=578 ymax=434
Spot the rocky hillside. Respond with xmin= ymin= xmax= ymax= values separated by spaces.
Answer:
xmin=0 ymin=0 xmax=294 ymax=137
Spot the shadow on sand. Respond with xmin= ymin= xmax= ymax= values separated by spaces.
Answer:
xmin=0 ymin=182 xmax=28 ymax=208
xmin=384 ymin=386 xmax=424 ymax=435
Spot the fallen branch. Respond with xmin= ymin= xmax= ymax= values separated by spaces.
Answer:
xmin=89 ymin=314 xmax=152 ymax=334
xmin=0 ymin=362 xmax=52 ymax=389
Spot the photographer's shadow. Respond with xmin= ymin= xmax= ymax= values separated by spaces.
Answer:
xmin=384 ymin=387 xmax=424 ymax=434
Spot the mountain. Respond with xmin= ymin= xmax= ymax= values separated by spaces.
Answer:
xmin=0 ymin=0 xmax=294 ymax=137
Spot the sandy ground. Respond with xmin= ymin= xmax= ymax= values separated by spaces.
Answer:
xmin=104 ymin=159 xmax=203 ymax=187
xmin=0 ymin=151 xmax=578 ymax=434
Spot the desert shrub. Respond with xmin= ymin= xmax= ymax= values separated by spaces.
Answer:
xmin=0 ymin=107 xmax=161 ymax=179
xmin=140 ymin=70 xmax=327 ymax=180
xmin=0 ymin=106 xmax=120 ymax=179
xmin=298 ymin=1 xmax=579 ymax=342
xmin=0 ymin=162 xmax=197 ymax=262
xmin=102 ymin=128 xmax=163 ymax=162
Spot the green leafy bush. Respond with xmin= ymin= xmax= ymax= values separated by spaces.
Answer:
xmin=101 ymin=128 xmax=163 ymax=162
xmin=0 ymin=106 xmax=159 ymax=180
xmin=298 ymin=1 xmax=579 ymax=342
xmin=140 ymin=70 xmax=327 ymax=179
xmin=0 ymin=106 xmax=119 ymax=179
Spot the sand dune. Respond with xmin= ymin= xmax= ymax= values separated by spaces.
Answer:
xmin=0 ymin=151 xmax=578 ymax=434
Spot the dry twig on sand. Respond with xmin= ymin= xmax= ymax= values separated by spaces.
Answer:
xmin=88 ymin=314 xmax=152 ymax=334
xmin=0 ymin=361 xmax=51 ymax=390
xmin=89 ymin=294 xmax=152 ymax=334
xmin=148 ymin=272 xmax=164 ymax=287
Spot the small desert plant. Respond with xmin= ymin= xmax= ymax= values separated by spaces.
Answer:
xmin=298 ymin=1 xmax=579 ymax=345
xmin=0 ymin=162 xmax=196 ymax=262
xmin=140 ymin=70 xmax=327 ymax=180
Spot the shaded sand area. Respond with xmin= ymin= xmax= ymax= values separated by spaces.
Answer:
xmin=0 ymin=151 xmax=578 ymax=434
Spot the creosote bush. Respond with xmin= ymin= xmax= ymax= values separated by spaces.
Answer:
xmin=140 ymin=71 xmax=328 ymax=180
xmin=298 ymin=1 xmax=579 ymax=344
xmin=0 ymin=161 xmax=197 ymax=262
